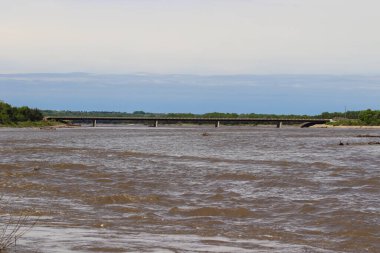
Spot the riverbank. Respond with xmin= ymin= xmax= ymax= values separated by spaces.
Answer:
xmin=0 ymin=121 xmax=76 ymax=129
xmin=312 ymin=124 xmax=380 ymax=129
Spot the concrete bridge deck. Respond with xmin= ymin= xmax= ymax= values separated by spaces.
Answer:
xmin=44 ymin=116 xmax=331 ymax=128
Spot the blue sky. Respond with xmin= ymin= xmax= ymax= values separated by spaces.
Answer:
xmin=1 ymin=1 xmax=379 ymax=113
xmin=1 ymin=73 xmax=379 ymax=114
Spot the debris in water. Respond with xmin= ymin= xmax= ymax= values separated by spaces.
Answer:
xmin=357 ymin=134 xmax=380 ymax=138
xmin=40 ymin=126 xmax=56 ymax=130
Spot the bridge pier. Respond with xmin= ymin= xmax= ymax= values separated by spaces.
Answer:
xmin=215 ymin=121 xmax=220 ymax=128
xmin=153 ymin=120 xmax=158 ymax=127
xmin=92 ymin=120 xmax=97 ymax=127
xmin=276 ymin=121 xmax=282 ymax=128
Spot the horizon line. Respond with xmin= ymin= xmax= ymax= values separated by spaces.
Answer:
xmin=1 ymin=72 xmax=380 ymax=77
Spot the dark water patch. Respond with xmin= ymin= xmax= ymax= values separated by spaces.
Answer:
xmin=207 ymin=172 xmax=257 ymax=181
xmin=110 ymin=206 xmax=142 ymax=214
xmin=6 ymin=180 xmax=49 ymax=192
xmin=169 ymin=206 xmax=254 ymax=218
xmin=309 ymin=162 xmax=334 ymax=169
xmin=0 ymin=163 xmax=24 ymax=170
xmin=0 ymin=207 xmax=47 ymax=217
xmin=207 ymin=194 xmax=225 ymax=201
xmin=0 ymin=146 xmax=88 ymax=154
xmin=75 ymin=246 xmax=127 ymax=252
xmin=49 ymin=162 xmax=94 ymax=170
xmin=90 ymin=194 xmax=164 ymax=205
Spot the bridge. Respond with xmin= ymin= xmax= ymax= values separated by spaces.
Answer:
xmin=44 ymin=116 xmax=332 ymax=128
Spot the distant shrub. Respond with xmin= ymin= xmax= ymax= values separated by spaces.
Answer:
xmin=358 ymin=109 xmax=380 ymax=125
xmin=0 ymin=101 xmax=43 ymax=124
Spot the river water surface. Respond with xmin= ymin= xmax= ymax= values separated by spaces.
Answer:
xmin=0 ymin=126 xmax=379 ymax=252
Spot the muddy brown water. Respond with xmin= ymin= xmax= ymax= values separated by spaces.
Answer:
xmin=0 ymin=126 xmax=379 ymax=252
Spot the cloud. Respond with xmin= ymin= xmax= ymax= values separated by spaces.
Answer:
xmin=0 ymin=0 xmax=380 ymax=74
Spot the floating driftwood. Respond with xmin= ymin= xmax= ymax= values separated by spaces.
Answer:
xmin=339 ymin=141 xmax=380 ymax=146
xmin=357 ymin=134 xmax=380 ymax=138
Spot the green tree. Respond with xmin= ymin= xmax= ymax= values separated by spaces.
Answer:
xmin=0 ymin=101 xmax=43 ymax=124
xmin=358 ymin=109 xmax=380 ymax=125
xmin=0 ymin=101 xmax=12 ymax=123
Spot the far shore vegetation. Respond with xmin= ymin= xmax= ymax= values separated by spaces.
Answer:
xmin=0 ymin=101 xmax=59 ymax=127
xmin=1 ymin=100 xmax=380 ymax=127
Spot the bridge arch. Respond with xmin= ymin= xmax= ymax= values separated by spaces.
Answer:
xmin=300 ymin=121 xmax=324 ymax=128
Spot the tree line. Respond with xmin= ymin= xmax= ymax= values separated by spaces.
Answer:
xmin=318 ymin=110 xmax=380 ymax=125
xmin=0 ymin=101 xmax=43 ymax=124
xmin=1 ymin=101 xmax=379 ymax=126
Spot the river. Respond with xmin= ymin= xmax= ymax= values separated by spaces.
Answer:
xmin=0 ymin=126 xmax=379 ymax=252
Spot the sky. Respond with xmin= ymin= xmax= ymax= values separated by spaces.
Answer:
xmin=1 ymin=0 xmax=380 ymax=113
xmin=1 ymin=0 xmax=380 ymax=74
xmin=1 ymin=73 xmax=379 ymax=114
